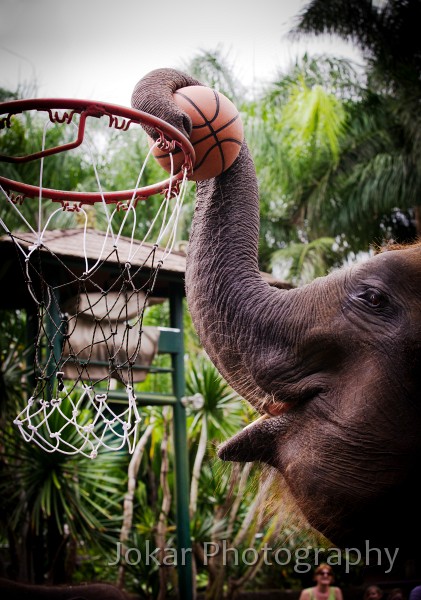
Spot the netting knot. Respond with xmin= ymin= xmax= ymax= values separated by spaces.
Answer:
xmin=9 ymin=193 xmax=25 ymax=205
xmin=126 ymin=386 xmax=137 ymax=405
xmin=28 ymin=242 xmax=42 ymax=252
xmin=56 ymin=372 xmax=65 ymax=392
xmin=156 ymin=133 xmax=176 ymax=153
xmin=61 ymin=201 xmax=82 ymax=212
xmin=164 ymin=179 xmax=181 ymax=199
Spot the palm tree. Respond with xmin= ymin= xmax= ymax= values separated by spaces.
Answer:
xmin=247 ymin=54 xmax=355 ymax=272
xmin=183 ymin=47 xmax=245 ymax=104
xmin=270 ymin=237 xmax=347 ymax=286
xmin=292 ymin=0 xmax=421 ymax=238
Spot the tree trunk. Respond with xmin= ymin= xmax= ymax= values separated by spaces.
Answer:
xmin=155 ymin=407 xmax=173 ymax=600
xmin=189 ymin=415 xmax=208 ymax=518
xmin=413 ymin=205 xmax=421 ymax=238
xmin=117 ymin=417 xmax=155 ymax=589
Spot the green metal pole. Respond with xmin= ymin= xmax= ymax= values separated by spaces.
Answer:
xmin=45 ymin=292 xmax=64 ymax=399
xmin=170 ymin=284 xmax=193 ymax=600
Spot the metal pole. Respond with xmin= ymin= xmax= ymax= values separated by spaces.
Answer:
xmin=169 ymin=284 xmax=193 ymax=600
xmin=45 ymin=291 xmax=64 ymax=399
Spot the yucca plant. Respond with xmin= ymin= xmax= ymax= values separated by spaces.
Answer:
xmin=0 ymin=419 xmax=128 ymax=583
xmin=185 ymin=355 xmax=244 ymax=520
xmin=0 ymin=309 xmax=128 ymax=583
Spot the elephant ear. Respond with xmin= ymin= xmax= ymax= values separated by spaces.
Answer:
xmin=131 ymin=68 xmax=203 ymax=139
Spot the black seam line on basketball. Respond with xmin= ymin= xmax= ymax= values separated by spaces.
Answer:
xmin=175 ymin=90 xmax=225 ymax=168
xmin=156 ymin=112 xmax=240 ymax=159
xmin=155 ymin=106 xmax=240 ymax=162
xmin=191 ymin=110 xmax=240 ymax=131
xmin=155 ymin=147 xmax=182 ymax=160
xmin=174 ymin=90 xmax=220 ymax=125
xmin=194 ymin=144 xmax=222 ymax=170
xmin=193 ymin=139 xmax=242 ymax=170
xmin=195 ymin=122 xmax=235 ymax=172
xmin=193 ymin=110 xmax=240 ymax=172
xmin=191 ymin=113 xmax=241 ymax=144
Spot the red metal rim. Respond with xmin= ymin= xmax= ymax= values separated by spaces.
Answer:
xmin=0 ymin=98 xmax=195 ymax=204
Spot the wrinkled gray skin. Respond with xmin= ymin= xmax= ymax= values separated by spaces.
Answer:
xmin=132 ymin=69 xmax=421 ymax=557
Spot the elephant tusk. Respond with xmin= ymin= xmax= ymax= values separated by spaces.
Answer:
xmin=243 ymin=413 xmax=270 ymax=431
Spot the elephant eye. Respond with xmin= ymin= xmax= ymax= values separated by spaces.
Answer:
xmin=358 ymin=288 xmax=385 ymax=308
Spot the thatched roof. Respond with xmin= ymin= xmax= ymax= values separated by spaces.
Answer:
xmin=0 ymin=228 xmax=291 ymax=309
xmin=4 ymin=228 xmax=187 ymax=274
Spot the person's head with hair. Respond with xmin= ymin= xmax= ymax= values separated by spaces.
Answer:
xmin=388 ymin=589 xmax=404 ymax=600
xmin=299 ymin=562 xmax=343 ymax=600
xmin=364 ymin=585 xmax=384 ymax=600
xmin=314 ymin=563 xmax=335 ymax=584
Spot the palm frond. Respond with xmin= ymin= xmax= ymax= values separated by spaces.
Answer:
xmin=270 ymin=237 xmax=345 ymax=285
xmin=183 ymin=46 xmax=245 ymax=104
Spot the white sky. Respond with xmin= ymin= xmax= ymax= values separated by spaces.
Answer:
xmin=0 ymin=0 xmax=364 ymax=107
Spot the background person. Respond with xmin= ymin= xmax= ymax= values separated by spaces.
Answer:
xmin=364 ymin=586 xmax=384 ymax=600
xmin=299 ymin=564 xmax=343 ymax=600
xmin=409 ymin=587 xmax=421 ymax=600
xmin=387 ymin=589 xmax=405 ymax=600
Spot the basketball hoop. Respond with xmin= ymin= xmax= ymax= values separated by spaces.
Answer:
xmin=0 ymin=97 xmax=195 ymax=204
xmin=0 ymin=96 xmax=195 ymax=458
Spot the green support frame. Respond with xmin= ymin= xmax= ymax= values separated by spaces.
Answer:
xmin=41 ymin=284 xmax=193 ymax=599
xmin=169 ymin=284 xmax=193 ymax=600
xmin=0 ymin=234 xmax=194 ymax=598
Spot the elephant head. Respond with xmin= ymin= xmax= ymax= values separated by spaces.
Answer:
xmin=132 ymin=69 xmax=421 ymax=557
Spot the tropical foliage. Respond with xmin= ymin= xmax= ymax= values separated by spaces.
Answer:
xmin=1 ymin=1 xmax=420 ymax=596
xmin=292 ymin=0 xmax=421 ymax=245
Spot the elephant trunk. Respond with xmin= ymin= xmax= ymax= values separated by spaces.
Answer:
xmin=132 ymin=69 xmax=296 ymax=409
xmin=186 ymin=145 xmax=284 ymax=403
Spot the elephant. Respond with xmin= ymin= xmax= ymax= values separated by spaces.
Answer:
xmin=0 ymin=578 xmax=129 ymax=599
xmin=131 ymin=69 xmax=421 ymax=567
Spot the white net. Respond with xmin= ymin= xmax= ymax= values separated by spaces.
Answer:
xmin=0 ymin=105 xmax=189 ymax=458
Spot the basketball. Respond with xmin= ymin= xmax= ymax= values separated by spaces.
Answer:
xmin=149 ymin=85 xmax=244 ymax=181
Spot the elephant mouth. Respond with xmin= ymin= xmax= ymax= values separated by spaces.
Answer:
xmin=218 ymin=382 xmax=324 ymax=464
xmin=217 ymin=409 xmax=291 ymax=465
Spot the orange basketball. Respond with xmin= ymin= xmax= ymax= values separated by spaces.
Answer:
xmin=149 ymin=85 xmax=244 ymax=181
